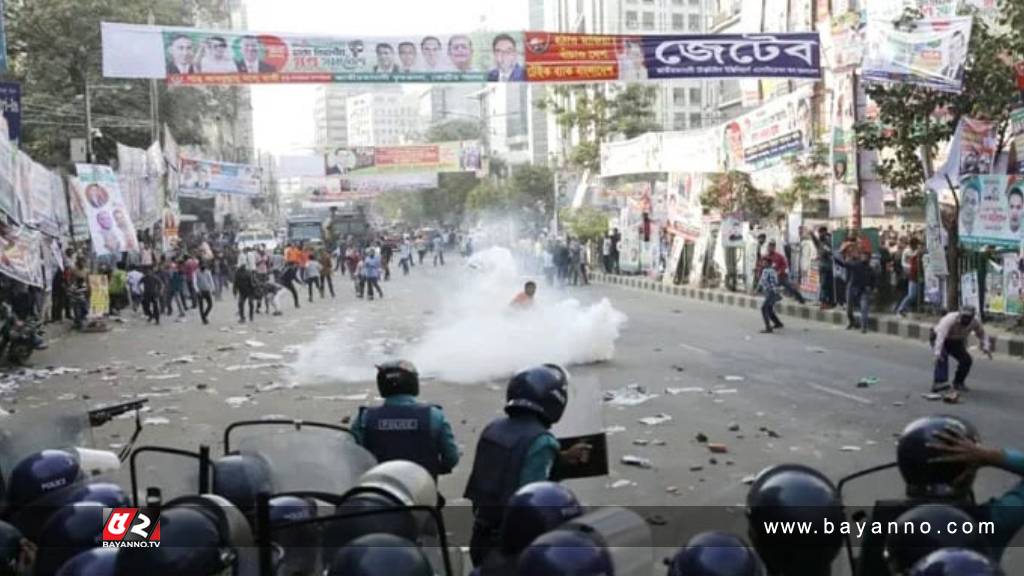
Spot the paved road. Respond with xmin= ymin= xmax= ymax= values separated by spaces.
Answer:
xmin=3 ymin=251 xmax=1022 ymax=573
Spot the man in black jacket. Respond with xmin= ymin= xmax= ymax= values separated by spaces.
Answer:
xmin=234 ymin=263 xmax=256 ymax=323
xmin=836 ymin=249 xmax=874 ymax=333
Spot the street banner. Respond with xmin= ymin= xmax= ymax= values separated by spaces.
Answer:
xmin=0 ymin=224 xmax=42 ymax=288
xmin=117 ymin=143 xmax=148 ymax=175
xmin=89 ymin=274 xmax=110 ymax=318
xmin=958 ymin=117 xmax=997 ymax=176
xmin=75 ymin=164 xmax=141 ymax=256
xmin=28 ymin=160 xmax=58 ymax=237
xmin=12 ymin=151 xmax=30 ymax=225
xmin=324 ymin=141 xmax=481 ymax=176
xmin=798 ymin=238 xmax=821 ymax=300
xmin=599 ymin=133 xmax=663 ymax=177
xmin=958 ymin=176 xmax=1024 ymax=250
xmin=961 ymin=271 xmax=980 ymax=311
xmin=720 ymin=86 xmax=814 ymax=172
xmin=919 ymin=0 xmax=959 ymax=18
xmin=1003 ymin=253 xmax=1022 ymax=315
xmin=51 ymin=172 xmax=70 ymax=239
xmin=862 ymin=17 xmax=972 ymax=93
xmin=661 ymin=129 xmax=719 ymax=173
xmin=821 ymin=11 xmax=865 ymax=72
xmin=829 ymin=72 xmax=857 ymax=188
xmin=924 ymin=188 xmax=949 ymax=276
xmin=721 ymin=215 xmax=746 ymax=248
xmin=66 ymin=178 xmax=92 ymax=241
xmin=985 ymin=260 xmax=1004 ymax=314
xmin=1009 ymin=108 xmax=1024 ymax=175
xmin=300 ymin=176 xmax=378 ymax=206
xmin=161 ymin=207 xmax=179 ymax=253
xmin=102 ymin=22 xmax=821 ymax=84
xmin=179 ymin=157 xmax=260 ymax=197
xmin=146 ymin=142 xmax=166 ymax=177
xmin=664 ymin=235 xmax=686 ymax=285
xmin=689 ymin=222 xmax=710 ymax=285
xmin=738 ymin=0 xmax=765 ymax=107
xmin=665 ymin=173 xmax=703 ymax=242
xmin=0 ymin=82 xmax=20 ymax=146
xmin=0 ymin=116 xmax=15 ymax=219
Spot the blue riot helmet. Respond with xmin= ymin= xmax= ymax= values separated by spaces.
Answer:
xmin=268 ymin=495 xmax=319 ymax=576
xmin=897 ymin=415 xmax=980 ymax=499
xmin=6 ymin=449 xmax=81 ymax=510
xmin=908 ymin=548 xmax=1003 ymax=576
xmin=516 ymin=528 xmax=613 ymax=575
xmin=500 ymin=481 xmax=584 ymax=556
xmin=212 ymin=452 xmax=274 ymax=521
xmin=518 ymin=507 xmax=651 ymax=576
xmin=34 ymin=501 xmax=106 ymax=576
xmin=59 ymin=482 xmax=129 ymax=508
xmin=114 ymin=494 xmax=255 ymax=576
xmin=0 ymin=521 xmax=24 ymax=576
xmin=668 ymin=531 xmax=763 ymax=576
xmin=746 ymin=464 xmax=844 ymax=576
xmin=55 ymin=548 xmax=119 ymax=576
xmin=884 ymin=504 xmax=991 ymax=576
xmin=325 ymin=533 xmax=433 ymax=576
xmin=505 ymin=364 xmax=569 ymax=425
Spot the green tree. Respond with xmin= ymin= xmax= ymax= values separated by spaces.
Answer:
xmin=560 ymin=206 xmax=609 ymax=242
xmin=509 ymin=164 xmax=555 ymax=214
xmin=4 ymin=0 xmax=240 ymax=168
xmin=421 ymin=172 xmax=477 ymax=227
xmin=775 ymin=144 xmax=830 ymax=218
xmin=701 ymin=171 xmax=774 ymax=222
xmin=423 ymin=119 xmax=482 ymax=143
xmin=465 ymin=180 xmax=512 ymax=215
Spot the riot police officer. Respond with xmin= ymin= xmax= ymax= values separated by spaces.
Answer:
xmin=855 ymin=415 xmax=1024 ymax=575
xmin=463 ymin=364 xmax=591 ymax=567
xmin=325 ymin=533 xmax=433 ymax=576
xmin=352 ymin=361 xmax=459 ymax=482
xmin=515 ymin=507 xmax=651 ymax=576
xmin=667 ymin=531 xmax=763 ymax=576
xmin=908 ymin=548 xmax=1004 ymax=576
xmin=883 ymin=504 xmax=991 ymax=575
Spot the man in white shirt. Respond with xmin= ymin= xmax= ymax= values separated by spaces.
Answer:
xmin=199 ymin=37 xmax=239 ymax=73
xmin=931 ymin=305 xmax=991 ymax=393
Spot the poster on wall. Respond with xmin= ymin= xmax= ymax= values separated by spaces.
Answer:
xmin=1003 ymin=253 xmax=1022 ymax=315
xmin=985 ymin=260 xmax=1005 ymax=314
xmin=720 ymin=86 xmax=813 ymax=173
xmin=958 ymin=117 xmax=998 ymax=176
xmin=961 ymin=271 xmax=980 ymax=311
xmin=664 ymin=236 xmax=686 ymax=285
xmin=0 ymin=224 xmax=43 ymax=288
xmin=721 ymin=215 xmax=746 ymax=248
xmin=958 ymin=175 xmax=1024 ymax=249
xmin=862 ymin=17 xmax=972 ymax=93
xmin=75 ymin=164 xmax=141 ymax=256
xmin=1006 ymin=108 xmax=1023 ymax=175
xmin=829 ymin=72 xmax=858 ymax=188
xmin=89 ymin=274 xmax=110 ymax=317
xmin=665 ymin=173 xmax=703 ymax=242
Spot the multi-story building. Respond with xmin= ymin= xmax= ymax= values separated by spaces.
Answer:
xmin=417 ymin=84 xmax=484 ymax=128
xmin=346 ymin=89 xmax=421 ymax=147
xmin=314 ymin=85 xmax=366 ymax=152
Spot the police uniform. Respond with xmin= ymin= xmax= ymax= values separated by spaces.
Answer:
xmin=352 ymin=394 xmax=459 ymax=479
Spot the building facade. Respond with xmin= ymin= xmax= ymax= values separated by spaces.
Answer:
xmin=346 ymin=89 xmax=421 ymax=147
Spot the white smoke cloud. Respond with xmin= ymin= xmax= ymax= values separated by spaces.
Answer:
xmin=292 ymin=247 xmax=627 ymax=385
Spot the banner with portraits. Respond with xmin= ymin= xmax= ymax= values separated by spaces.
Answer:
xmin=961 ymin=271 xmax=980 ymax=312
xmin=958 ymin=176 xmax=1024 ymax=250
xmin=300 ymin=176 xmax=378 ymax=206
xmin=324 ymin=141 xmax=481 ymax=177
xmin=178 ymin=157 xmax=260 ymax=197
xmin=720 ymin=86 xmax=814 ymax=173
xmin=102 ymin=22 xmax=822 ymax=84
xmin=958 ymin=117 xmax=998 ymax=176
xmin=821 ymin=11 xmax=865 ymax=72
xmin=665 ymin=173 xmax=704 ymax=242
xmin=862 ymin=17 xmax=972 ymax=93
xmin=75 ymin=164 xmax=141 ymax=256
xmin=1003 ymin=253 xmax=1023 ymax=315
xmin=0 ymin=224 xmax=43 ymax=288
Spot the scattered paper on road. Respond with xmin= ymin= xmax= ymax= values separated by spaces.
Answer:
xmin=249 ymin=352 xmax=285 ymax=362
xmin=638 ymin=413 xmax=673 ymax=426
xmin=313 ymin=393 xmax=369 ymax=402
xmin=143 ymin=417 xmax=170 ymax=425
xmin=245 ymin=340 xmax=266 ymax=348
xmin=605 ymin=384 xmax=659 ymax=407
xmin=666 ymin=387 xmax=704 ymax=395
xmin=145 ymin=374 xmax=181 ymax=380
xmin=226 ymin=396 xmax=252 ymax=408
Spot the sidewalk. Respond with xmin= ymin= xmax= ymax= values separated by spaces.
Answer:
xmin=591 ymin=272 xmax=1024 ymax=359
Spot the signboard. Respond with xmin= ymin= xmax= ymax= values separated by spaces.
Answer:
xmin=862 ymin=17 xmax=972 ymax=93
xmin=75 ymin=164 xmax=141 ymax=256
xmin=720 ymin=86 xmax=814 ymax=172
xmin=178 ymin=157 xmax=260 ymax=197
xmin=102 ymin=22 xmax=822 ymax=84
xmin=0 ymin=224 xmax=43 ymax=288
xmin=0 ymin=82 xmax=20 ymax=146
xmin=665 ymin=173 xmax=703 ymax=242
xmin=324 ymin=141 xmax=481 ymax=176
xmin=958 ymin=176 xmax=1024 ymax=250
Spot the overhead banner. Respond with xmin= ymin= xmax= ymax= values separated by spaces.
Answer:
xmin=117 ymin=143 xmax=149 ymax=175
xmin=0 ymin=224 xmax=43 ymax=288
xmin=0 ymin=82 xmax=20 ymax=146
xmin=102 ymin=22 xmax=822 ymax=84
xmin=75 ymin=164 xmax=141 ymax=256
xmin=300 ymin=176 xmax=378 ymax=206
xmin=821 ymin=11 xmax=865 ymax=73
xmin=862 ymin=17 xmax=972 ymax=93
xmin=720 ymin=85 xmax=813 ymax=172
xmin=600 ymin=133 xmax=663 ymax=177
xmin=179 ymin=157 xmax=260 ymax=197
xmin=324 ymin=141 xmax=481 ymax=176
xmin=958 ymin=175 xmax=1024 ymax=250
xmin=829 ymin=73 xmax=857 ymax=189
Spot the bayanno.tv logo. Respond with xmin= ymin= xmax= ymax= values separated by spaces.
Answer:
xmin=101 ymin=507 xmax=161 ymax=548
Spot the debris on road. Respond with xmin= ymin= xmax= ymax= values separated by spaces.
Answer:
xmin=689 ymin=465 xmax=704 ymax=472
xmin=806 ymin=347 xmax=828 ymax=354
xmin=840 ymin=446 xmax=862 ymax=452
xmin=638 ymin=414 xmax=672 ymax=426
xmin=216 ymin=345 xmax=238 ymax=352
xmin=759 ymin=427 xmax=781 ymax=438
xmin=723 ymin=375 xmax=745 ymax=382
xmin=56 ymin=393 xmax=76 ymax=401
xmin=666 ymin=486 xmax=680 ymax=494
xmin=942 ymin=393 xmax=961 ymax=404
xmin=665 ymin=387 xmax=704 ymax=395
xmin=165 ymin=355 xmax=196 ymax=365
xmin=603 ymin=425 xmax=627 ymax=435
xmin=249 ymin=352 xmax=285 ymax=362
xmin=312 ymin=393 xmax=369 ymax=402
xmin=244 ymin=340 xmax=266 ymax=348
xmin=728 ymin=423 xmax=740 ymax=432
xmin=742 ymin=475 xmax=756 ymax=485
xmin=857 ymin=377 xmax=879 ymax=388
xmin=281 ymin=345 xmax=302 ymax=355
xmin=604 ymin=384 xmax=658 ymax=407
xmin=695 ymin=433 xmax=708 ymax=443
xmin=632 ymin=439 xmax=650 ymax=446
xmin=921 ymin=393 xmax=943 ymax=401
xmin=607 ymin=479 xmax=636 ymax=489
xmin=145 ymin=374 xmax=181 ymax=381
xmin=143 ymin=417 xmax=170 ymax=426
xmin=707 ymin=443 xmax=728 ymax=454
xmin=224 ymin=363 xmax=285 ymax=372
xmin=226 ymin=396 xmax=252 ymax=408
xmin=621 ymin=455 xmax=653 ymax=469
xmin=713 ymin=388 xmax=738 ymax=395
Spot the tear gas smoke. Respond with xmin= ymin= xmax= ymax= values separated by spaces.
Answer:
xmin=293 ymin=246 xmax=627 ymax=385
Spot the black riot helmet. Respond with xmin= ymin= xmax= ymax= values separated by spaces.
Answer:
xmin=212 ymin=452 xmax=275 ymax=521
xmin=54 ymin=548 xmax=119 ymax=576
xmin=325 ymin=534 xmax=433 ymax=576
xmin=746 ymin=464 xmax=844 ymax=576
xmin=34 ymin=502 xmax=107 ymax=576
xmin=897 ymin=415 xmax=980 ymax=499
xmin=668 ymin=531 xmax=763 ymax=576
xmin=500 ymin=481 xmax=584 ymax=556
xmin=884 ymin=504 xmax=991 ymax=576
xmin=376 ymin=360 xmax=420 ymax=397
xmin=505 ymin=364 xmax=569 ymax=426
xmin=0 ymin=521 xmax=23 ymax=576
xmin=908 ymin=547 xmax=1004 ymax=576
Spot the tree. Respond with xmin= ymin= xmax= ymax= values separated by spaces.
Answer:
xmin=423 ymin=119 xmax=481 ymax=143
xmin=421 ymin=172 xmax=476 ymax=227
xmin=775 ymin=144 xmax=830 ymax=218
xmin=560 ymin=206 xmax=609 ymax=242
xmin=465 ymin=180 xmax=512 ymax=215
xmin=4 ymin=0 xmax=240 ymax=168
xmin=509 ymin=165 xmax=555 ymax=214
xmin=701 ymin=171 xmax=774 ymax=222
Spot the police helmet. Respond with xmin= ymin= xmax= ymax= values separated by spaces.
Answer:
xmin=7 ymin=449 xmax=81 ymax=510
xmin=0 ymin=521 xmax=23 ymax=576
xmin=59 ymin=482 xmax=129 ymax=508
xmin=897 ymin=415 xmax=980 ymax=499
xmin=376 ymin=360 xmax=420 ymax=397
xmin=884 ymin=504 xmax=990 ymax=576
xmin=324 ymin=491 xmax=419 ymax=551
xmin=268 ymin=495 xmax=319 ymax=576
xmin=212 ymin=452 xmax=274 ymax=520
xmin=354 ymin=461 xmax=436 ymax=508
xmin=667 ymin=531 xmax=763 ymax=576
xmin=516 ymin=528 xmax=614 ymax=576
xmin=500 ymin=481 xmax=584 ymax=556
xmin=55 ymin=548 xmax=119 ymax=576
xmin=34 ymin=501 xmax=107 ymax=576
xmin=746 ymin=464 xmax=844 ymax=575
xmin=325 ymin=533 xmax=433 ymax=576
xmin=505 ymin=364 xmax=569 ymax=425
xmin=909 ymin=548 xmax=1003 ymax=576
xmin=114 ymin=494 xmax=255 ymax=576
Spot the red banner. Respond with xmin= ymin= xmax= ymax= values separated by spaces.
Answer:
xmin=375 ymin=146 xmax=440 ymax=166
xmin=1016 ymin=61 xmax=1024 ymax=91
xmin=524 ymin=32 xmax=633 ymax=82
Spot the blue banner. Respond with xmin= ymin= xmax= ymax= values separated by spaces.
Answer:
xmin=642 ymin=33 xmax=821 ymax=80
xmin=0 ymin=82 xmax=21 ymax=146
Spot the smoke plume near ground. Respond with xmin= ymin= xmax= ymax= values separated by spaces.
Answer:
xmin=293 ymin=247 xmax=628 ymax=385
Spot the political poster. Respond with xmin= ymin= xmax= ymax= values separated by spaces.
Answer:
xmin=798 ymin=238 xmax=821 ymax=300
xmin=958 ymin=117 xmax=998 ymax=176
xmin=12 ymin=151 xmax=30 ymax=225
xmin=721 ymin=215 xmax=746 ymax=248
xmin=664 ymin=235 xmax=686 ymax=285
xmin=821 ymin=11 xmax=865 ymax=72
xmin=599 ymin=133 xmax=663 ymax=177
xmin=89 ymin=274 xmax=110 ymax=317
xmin=961 ymin=271 xmax=980 ymax=311
xmin=924 ymin=189 xmax=948 ymax=276
xmin=0 ymin=82 xmax=21 ymax=146
xmin=958 ymin=176 xmax=1024 ymax=250
xmin=117 ymin=143 xmax=149 ymax=175
xmin=862 ymin=17 xmax=972 ymax=93
xmin=720 ymin=86 xmax=814 ymax=172
xmin=1009 ymin=108 xmax=1024 ymax=175
xmin=324 ymin=141 xmax=481 ymax=176
xmin=102 ymin=23 xmax=822 ymax=84
xmin=178 ymin=157 xmax=260 ymax=197
xmin=163 ymin=124 xmax=179 ymax=169
xmin=665 ymin=173 xmax=703 ymax=242
xmin=75 ymin=164 xmax=141 ymax=256
xmin=985 ymin=260 xmax=1005 ymax=315
xmin=66 ymin=178 xmax=92 ymax=241
xmin=0 ymin=116 xmax=15 ymax=219
xmin=1003 ymin=253 xmax=1022 ymax=315
xmin=0 ymin=225 xmax=42 ymax=287
xmin=829 ymin=72 xmax=857 ymax=188
xmin=51 ymin=172 xmax=71 ymax=239
xmin=300 ymin=176 xmax=376 ymax=206
xmin=28 ymin=161 xmax=57 ymax=236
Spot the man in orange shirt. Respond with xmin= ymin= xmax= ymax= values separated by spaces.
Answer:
xmin=510 ymin=281 xmax=537 ymax=308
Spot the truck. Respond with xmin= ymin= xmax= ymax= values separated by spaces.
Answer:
xmin=286 ymin=215 xmax=326 ymax=245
